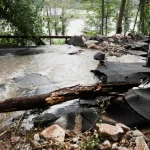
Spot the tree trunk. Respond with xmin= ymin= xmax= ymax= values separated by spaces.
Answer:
xmin=132 ymin=1 xmax=142 ymax=32
xmin=0 ymin=82 xmax=140 ymax=113
xmin=46 ymin=5 xmax=52 ymax=44
xmin=116 ymin=0 xmax=127 ymax=34
xmin=101 ymin=0 xmax=105 ymax=35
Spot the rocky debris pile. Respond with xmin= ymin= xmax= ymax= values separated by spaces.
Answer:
xmin=1 ymin=123 xmax=149 ymax=149
xmin=67 ymin=34 xmax=148 ymax=57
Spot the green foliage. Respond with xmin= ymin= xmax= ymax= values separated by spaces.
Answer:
xmin=0 ymin=0 xmax=44 ymax=46
xmin=44 ymin=0 xmax=80 ymax=36
xmin=53 ymin=39 xmax=65 ymax=45
xmin=83 ymin=0 xmax=120 ymax=35
xmin=123 ymin=0 xmax=134 ymax=34
xmin=81 ymin=131 xmax=100 ymax=150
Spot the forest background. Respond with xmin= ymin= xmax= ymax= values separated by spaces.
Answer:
xmin=0 ymin=0 xmax=149 ymax=46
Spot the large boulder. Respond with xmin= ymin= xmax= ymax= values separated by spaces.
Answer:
xmin=67 ymin=36 xmax=85 ymax=47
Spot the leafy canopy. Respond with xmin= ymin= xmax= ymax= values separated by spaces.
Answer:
xmin=0 ymin=0 xmax=44 ymax=36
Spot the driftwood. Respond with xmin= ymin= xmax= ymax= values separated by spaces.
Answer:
xmin=0 ymin=82 xmax=140 ymax=113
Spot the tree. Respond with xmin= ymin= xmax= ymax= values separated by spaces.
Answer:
xmin=83 ymin=0 xmax=120 ymax=35
xmin=44 ymin=0 xmax=77 ymax=38
xmin=116 ymin=0 xmax=127 ymax=33
xmin=0 ymin=0 xmax=44 ymax=45
xmin=138 ymin=0 xmax=150 ymax=34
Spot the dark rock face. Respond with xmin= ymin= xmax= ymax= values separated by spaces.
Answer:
xmin=94 ymin=52 xmax=105 ymax=61
xmin=66 ymin=36 xmax=85 ymax=47
xmin=89 ymin=36 xmax=107 ymax=42
xmin=33 ymin=113 xmax=59 ymax=127
xmin=92 ymin=61 xmax=150 ymax=83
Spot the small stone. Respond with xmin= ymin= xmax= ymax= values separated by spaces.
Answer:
xmin=130 ymin=137 xmax=136 ymax=142
xmin=125 ymin=131 xmax=133 ymax=139
xmin=120 ymin=137 xmax=126 ymax=144
xmin=72 ymin=137 xmax=79 ymax=144
xmin=130 ymin=141 xmax=136 ymax=147
xmin=116 ymin=123 xmax=130 ymax=132
xmin=34 ymin=133 xmax=40 ymax=141
xmin=134 ymin=136 xmax=149 ymax=150
xmin=5 ymin=143 xmax=12 ymax=149
xmin=70 ymin=144 xmax=79 ymax=150
xmin=84 ymin=40 xmax=99 ymax=47
xmin=96 ymin=123 xmax=124 ymax=141
xmin=33 ymin=141 xmax=41 ymax=147
xmin=99 ymin=140 xmax=111 ymax=150
xmin=11 ymin=136 xmax=20 ymax=143
xmin=112 ymin=143 xmax=118 ymax=149
xmin=117 ymin=147 xmax=128 ymax=150
xmin=108 ymin=38 xmax=114 ymax=42
xmin=41 ymin=124 xmax=65 ymax=142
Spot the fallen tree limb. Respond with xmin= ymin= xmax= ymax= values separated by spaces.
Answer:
xmin=0 ymin=82 xmax=140 ymax=113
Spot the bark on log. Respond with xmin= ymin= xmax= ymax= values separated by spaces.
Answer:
xmin=0 ymin=82 xmax=140 ymax=113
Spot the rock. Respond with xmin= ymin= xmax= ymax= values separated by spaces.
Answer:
xmin=130 ymin=137 xmax=136 ymax=142
xmin=70 ymin=144 xmax=79 ymax=150
xmin=89 ymin=36 xmax=106 ymax=42
xmin=82 ymin=36 xmax=87 ymax=42
xmin=96 ymin=123 xmax=124 ymax=141
xmin=67 ymin=36 xmax=85 ymax=47
xmin=84 ymin=40 xmax=99 ymax=47
xmin=134 ymin=136 xmax=149 ymax=150
xmin=34 ymin=133 xmax=40 ymax=141
xmin=87 ymin=43 xmax=99 ymax=49
xmin=72 ymin=137 xmax=79 ymax=144
xmin=41 ymin=124 xmax=65 ymax=142
xmin=99 ymin=140 xmax=111 ymax=150
xmin=33 ymin=141 xmax=41 ymax=147
xmin=108 ymin=38 xmax=114 ymax=42
xmin=116 ymin=123 xmax=130 ymax=132
xmin=126 ymin=130 xmax=148 ymax=142
xmin=132 ymin=130 xmax=144 ymax=137
xmin=117 ymin=147 xmax=128 ymax=150
xmin=94 ymin=52 xmax=105 ymax=61
xmin=33 ymin=113 xmax=59 ymax=127
xmin=112 ymin=143 xmax=118 ymax=149
xmin=11 ymin=136 xmax=20 ymax=143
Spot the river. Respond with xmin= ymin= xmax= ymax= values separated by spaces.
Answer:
xmin=0 ymin=45 xmax=99 ymax=129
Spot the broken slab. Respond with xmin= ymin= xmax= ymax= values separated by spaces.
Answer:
xmin=92 ymin=61 xmax=150 ymax=83
xmin=124 ymin=87 xmax=150 ymax=121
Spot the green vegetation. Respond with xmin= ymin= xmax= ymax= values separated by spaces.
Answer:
xmin=0 ymin=0 xmax=44 ymax=46
xmin=0 ymin=0 xmax=150 ymax=46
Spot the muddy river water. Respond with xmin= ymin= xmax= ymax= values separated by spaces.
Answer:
xmin=0 ymin=45 xmax=100 ymax=129
xmin=0 ymin=45 xmax=145 ymax=130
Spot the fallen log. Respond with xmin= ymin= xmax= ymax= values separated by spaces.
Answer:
xmin=0 ymin=82 xmax=140 ymax=113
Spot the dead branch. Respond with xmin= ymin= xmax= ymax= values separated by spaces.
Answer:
xmin=0 ymin=82 xmax=140 ymax=113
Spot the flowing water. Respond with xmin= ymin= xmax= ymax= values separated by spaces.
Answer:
xmin=0 ymin=45 xmax=100 ymax=129
xmin=0 ymin=44 xmax=146 ymax=130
